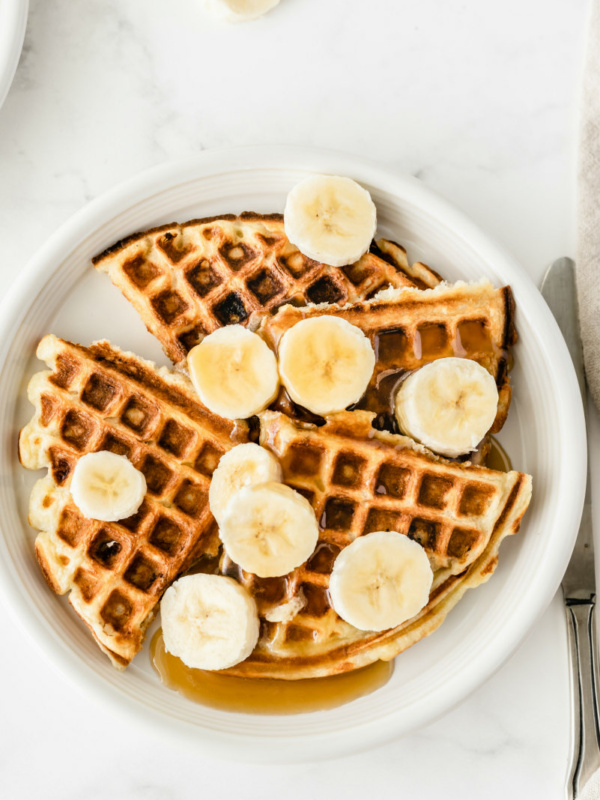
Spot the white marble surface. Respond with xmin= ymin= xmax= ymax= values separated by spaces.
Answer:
xmin=0 ymin=0 xmax=592 ymax=796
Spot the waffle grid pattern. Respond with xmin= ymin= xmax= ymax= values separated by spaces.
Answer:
xmin=20 ymin=335 xmax=245 ymax=667
xmin=234 ymin=411 xmax=525 ymax=658
xmin=261 ymin=281 xmax=515 ymax=432
xmin=92 ymin=215 xmax=439 ymax=363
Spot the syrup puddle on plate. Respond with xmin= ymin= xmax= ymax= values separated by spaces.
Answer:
xmin=486 ymin=436 xmax=512 ymax=472
xmin=151 ymin=630 xmax=393 ymax=714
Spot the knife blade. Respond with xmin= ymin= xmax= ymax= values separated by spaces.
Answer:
xmin=541 ymin=257 xmax=599 ymax=797
xmin=540 ymin=257 xmax=593 ymax=600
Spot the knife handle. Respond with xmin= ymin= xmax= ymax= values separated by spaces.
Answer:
xmin=565 ymin=597 xmax=600 ymax=797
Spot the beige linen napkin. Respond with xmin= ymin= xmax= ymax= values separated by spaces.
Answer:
xmin=577 ymin=0 xmax=600 ymax=410
xmin=580 ymin=769 xmax=600 ymax=800
xmin=573 ymin=5 xmax=600 ymax=798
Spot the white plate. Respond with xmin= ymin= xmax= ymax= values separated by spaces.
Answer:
xmin=0 ymin=145 xmax=586 ymax=762
xmin=0 ymin=0 xmax=27 ymax=110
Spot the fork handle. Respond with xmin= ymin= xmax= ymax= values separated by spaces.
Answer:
xmin=565 ymin=597 xmax=600 ymax=797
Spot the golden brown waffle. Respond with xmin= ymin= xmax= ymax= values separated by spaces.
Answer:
xmin=92 ymin=213 xmax=440 ymax=364
xmin=220 ymin=411 xmax=531 ymax=679
xmin=19 ymin=335 xmax=247 ymax=668
xmin=260 ymin=280 xmax=516 ymax=434
xmin=373 ymin=238 xmax=443 ymax=288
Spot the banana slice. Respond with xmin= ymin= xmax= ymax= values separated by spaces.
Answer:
xmin=329 ymin=531 xmax=434 ymax=632
xmin=188 ymin=325 xmax=279 ymax=420
xmin=209 ymin=442 xmax=282 ymax=525
xmin=278 ymin=315 xmax=375 ymax=415
xmin=204 ymin=0 xmax=279 ymax=23
xmin=284 ymin=175 xmax=377 ymax=267
xmin=394 ymin=356 xmax=499 ymax=458
xmin=70 ymin=451 xmax=146 ymax=522
xmin=161 ymin=574 xmax=259 ymax=671
xmin=220 ymin=482 xmax=319 ymax=578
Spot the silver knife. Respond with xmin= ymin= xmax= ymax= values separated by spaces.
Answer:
xmin=541 ymin=257 xmax=598 ymax=798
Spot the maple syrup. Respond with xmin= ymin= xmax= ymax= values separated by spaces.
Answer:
xmin=270 ymin=386 xmax=327 ymax=427
xmin=356 ymin=322 xmax=512 ymax=441
xmin=356 ymin=367 xmax=408 ymax=431
xmin=150 ymin=629 xmax=393 ymax=714
xmin=485 ymin=436 xmax=512 ymax=472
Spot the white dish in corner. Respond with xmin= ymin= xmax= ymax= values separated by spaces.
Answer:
xmin=0 ymin=0 xmax=27 ymax=110
xmin=0 ymin=145 xmax=585 ymax=762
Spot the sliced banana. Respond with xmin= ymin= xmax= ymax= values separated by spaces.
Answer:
xmin=161 ymin=574 xmax=259 ymax=671
xmin=188 ymin=325 xmax=279 ymax=420
xmin=394 ymin=356 xmax=499 ymax=458
xmin=204 ymin=0 xmax=279 ymax=23
xmin=70 ymin=451 xmax=146 ymax=522
xmin=329 ymin=531 xmax=433 ymax=632
xmin=284 ymin=175 xmax=377 ymax=267
xmin=278 ymin=315 xmax=375 ymax=416
xmin=209 ymin=442 xmax=282 ymax=525
xmin=220 ymin=482 xmax=319 ymax=578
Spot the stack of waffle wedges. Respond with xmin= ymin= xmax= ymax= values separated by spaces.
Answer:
xmin=20 ymin=214 xmax=532 ymax=677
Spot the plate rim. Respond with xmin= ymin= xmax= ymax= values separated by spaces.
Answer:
xmin=0 ymin=144 xmax=586 ymax=762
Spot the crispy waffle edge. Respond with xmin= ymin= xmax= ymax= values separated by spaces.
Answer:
xmin=91 ymin=214 xmax=442 ymax=365
xmin=226 ymin=473 xmax=531 ymax=679
xmin=91 ymin=212 xmax=285 ymax=265
xmin=20 ymin=334 xmax=244 ymax=669
xmin=221 ymin=410 xmax=532 ymax=679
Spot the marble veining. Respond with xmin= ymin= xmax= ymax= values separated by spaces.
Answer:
xmin=0 ymin=0 xmax=592 ymax=796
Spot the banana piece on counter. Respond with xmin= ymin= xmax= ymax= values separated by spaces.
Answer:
xmin=70 ymin=451 xmax=146 ymax=522
xmin=161 ymin=574 xmax=260 ymax=670
xmin=278 ymin=315 xmax=375 ymax=416
xmin=203 ymin=0 xmax=280 ymax=23
xmin=220 ymin=482 xmax=319 ymax=578
xmin=187 ymin=325 xmax=279 ymax=420
xmin=284 ymin=174 xmax=377 ymax=267
xmin=209 ymin=442 xmax=282 ymax=525
xmin=394 ymin=356 xmax=499 ymax=458
xmin=329 ymin=531 xmax=434 ymax=632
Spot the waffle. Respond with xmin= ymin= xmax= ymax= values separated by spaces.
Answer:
xmin=260 ymin=280 xmax=516 ymax=433
xmin=219 ymin=410 xmax=531 ymax=679
xmin=19 ymin=335 xmax=247 ymax=668
xmin=92 ymin=213 xmax=441 ymax=364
